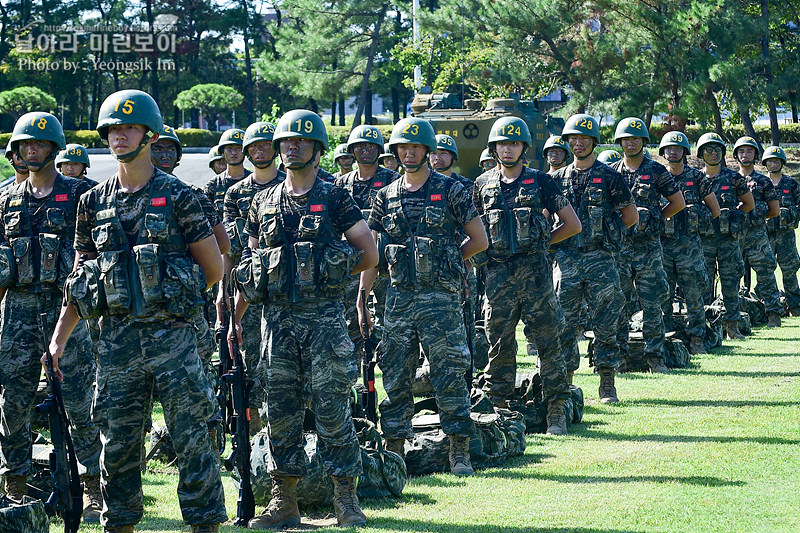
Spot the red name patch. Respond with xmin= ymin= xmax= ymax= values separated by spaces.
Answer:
xmin=685 ymin=181 xmax=694 ymax=186
xmin=373 ymin=182 xmax=384 ymax=187
xmin=430 ymin=194 xmax=442 ymax=201
xmin=151 ymin=197 xmax=166 ymax=206
xmin=523 ymin=178 xmax=535 ymax=185
xmin=784 ymin=189 xmax=791 ymax=194
xmin=641 ymin=175 xmax=650 ymax=180
xmin=309 ymin=204 xmax=324 ymax=212
xmin=55 ymin=194 xmax=69 ymax=202
xmin=592 ymin=178 xmax=602 ymax=184
xmin=721 ymin=185 xmax=730 ymax=190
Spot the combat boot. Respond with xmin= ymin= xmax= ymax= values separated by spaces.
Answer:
xmin=384 ymin=438 xmax=406 ymax=460
xmin=332 ymin=476 xmax=367 ymax=527
xmin=248 ymin=476 xmax=301 ymax=530
xmin=689 ymin=336 xmax=707 ymax=355
xmin=3 ymin=475 xmax=27 ymax=503
xmin=767 ymin=311 xmax=782 ymax=328
xmin=790 ymin=307 xmax=800 ymax=317
xmin=647 ymin=357 xmax=670 ymax=374
xmin=104 ymin=527 xmax=134 ymax=533
xmin=545 ymin=398 xmax=568 ymax=436
xmin=448 ymin=435 xmax=474 ymax=476
xmin=567 ymin=371 xmax=574 ymax=385
xmin=598 ymin=367 xmax=619 ymax=403
xmin=725 ymin=321 xmax=746 ymax=340
xmin=190 ymin=525 xmax=220 ymax=533
xmin=82 ymin=474 xmax=102 ymax=522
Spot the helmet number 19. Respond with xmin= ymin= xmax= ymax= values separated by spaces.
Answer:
xmin=293 ymin=119 xmax=314 ymax=134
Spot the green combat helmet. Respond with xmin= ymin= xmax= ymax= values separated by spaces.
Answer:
xmin=733 ymin=136 xmax=761 ymax=163
xmin=10 ymin=111 xmax=66 ymax=171
xmin=614 ymin=117 xmax=649 ymax=142
xmin=55 ymin=143 xmax=91 ymax=168
xmin=273 ymin=109 xmax=329 ymax=169
xmin=5 ymin=139 xmax=27 ymax=173
xmin=487 ymin=116 xmax=531 ymax=167
xmin=561 ymin=114 xmax=600 ymax=160
xmin=542 ymin=135 xmax=571 ymax=157
xmin=761 ymin=145 xmax=786 ymax=165
xmin=696 ymin=132 xmax=727 ymax=158
xmin=479 ymin=148 xmax=494 ymax=164
xmin=434 ymin=134 xmax=459 ymax=171
xmin=219 ymin=128 xmax=245 ymax=148
xmin=347 ymin=125 xmax=383 ymax=165
xmin=208 ymin=145 xmax=224 ymax=169
xmin=333 ymin=143 xmax=350 ymax=162
xmin=243 ymin=121 xmax=277 ymax=168
xmin=159 ymin=125 xmax=182 ymax=159
xmin=388 ymin=117 xmax=437 ymax=172
xmin=597 ymin=150 xmax=623 ymax=165
xmin=97 ymin=89 xmax=163 ymax=163
xmin=378 ymin=143 xmax=394 ymax=161
xmin=658 ymin=131 xmax=691 ymax=157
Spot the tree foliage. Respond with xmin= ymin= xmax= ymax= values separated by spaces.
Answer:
xmin=0 ymin=86 xmax=57 ymax=120
xmin=175 ymin=83 xmax=244 ymax=130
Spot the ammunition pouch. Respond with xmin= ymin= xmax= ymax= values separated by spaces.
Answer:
xmin=0 ymin=244 xmax=15 ymax=288
xmin=385 ymin=244 xmax=411 ymax=288
xmin=233 ymin=248 xmax=269 ymax=305
xmin=750 ymin=201 xmax=768 ymax=226
xmin=630 ymin=206 xmax=662 ymax=239
xmin=162 ymin=254 xmax=206 ymax=318
xmin=10 ymin=237 xmax=34 ymax=286
xmin=225 ymin=217 xmax=248 ymax=262
xmin=98 ymin=250 xmax=132 ymax=314
xmin=717 ymin=207 xmax=744 ymax=238
xmin=38 ymin=233 xmax=60 ymax=285
xmin=375 ymin=231 xmax=390 ymax=276
xmin=482 ymin=207 xmax=549 ymax=260
xmin=65 ymin=258 xmax=105 ymax=319
xmin=383 ymin=239 xmax=463 ymax=292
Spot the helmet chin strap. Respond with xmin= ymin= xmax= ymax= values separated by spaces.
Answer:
xmin=489 ymin=145 xmax=524 ymax=168
xmin=402 ymin=157 xmax=428 ymax=173
xmin=113 ymin=131 xmax=155 ymax=163
xmin=18 ymin=144 xmax=58 ymax=172
xmin=285 ymin=143 xmax=320 ymax=170
xmin=434 ymin=159 xmax=454 ymax=172
xmin=247 ymin=150 xmax=278 ymax=169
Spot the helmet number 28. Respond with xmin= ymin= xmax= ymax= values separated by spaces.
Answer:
xmin=578 ymin=119 xmax=593 ymax=130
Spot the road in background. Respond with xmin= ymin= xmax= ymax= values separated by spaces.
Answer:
xmin=86 ymin=152 xmax=221 ymax=188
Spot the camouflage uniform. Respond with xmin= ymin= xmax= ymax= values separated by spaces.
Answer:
xmin=611 ymin=158 xmax=677 ymax=363
xmin=245 ymin=178 xmax=364 ymax=477
xmin=552 ymin=160 xmax=634 ymax=372
xmin=223 ymin=172 xmax=285 ymax=412
xmin=317 ymin=168 xmax=336 ymax=183
xmin=73 ymin=169 xmax=226 ymax=527
xmin=203 ymin=169 xmax=252 ymax=217
xmin=700 ymin=167 xmax=750 ymax=323
xmin=739 ymin=171 xmax=781 ymax=315
xmin=766 ymin=174 xmax=800 ymax=311
xmin=472 ymin=167 xmax=569 ymax=405
xmin=0 ymin=176 xmax=101 ymax=479
xmin=334 ymin=166 xmax=399 ymax=355
xmin=368 ymin=172 xmax=476 ymax=439
xmin=660 ymin=166 xmax=713 ymax=339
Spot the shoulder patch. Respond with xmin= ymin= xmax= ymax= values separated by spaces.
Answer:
xmin=9 ymin=198 xmax=22 ymax=207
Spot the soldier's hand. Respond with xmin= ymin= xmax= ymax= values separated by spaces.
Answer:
xmin=356 ymin=294 xmax=373 ymax=337
xmin=230 ymin=318 xmax=244 ymax=347
xmin=42 ymin=342 xmax=65 ymax=382
xmin=215 ymin=284 xmax=229 ymax=322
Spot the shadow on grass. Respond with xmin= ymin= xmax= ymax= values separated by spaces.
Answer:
xmin=582 ymin=428 xmax=800 ymax=446
xmin=354 ymin=518 xmax=648 ymax=533
xmin=629 ymin=398 xmax=800 ymax=408
xmin=689 ymin=370 xmax=800 ymax=378
xmin=477 ymin=470 xmax=745 ymax=486
xmin=135 ymin=517 xmax=194 ymax=531
xmin=365 ymin=490 xmax=438 ymax=510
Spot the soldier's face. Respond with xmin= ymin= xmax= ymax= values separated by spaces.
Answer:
xmin=212 ymin=159 xmax=227 ymax=174
xmin=764 ymin=158 xmax=783 ymax=173
xmin=60 ymin=162 xmax=86 ymax=177
xmin=395 ymin=143 xmax=428 ymax=169
xmin=108 ymin=124 xmax=148 ymax=156
xmin=8 ymin=151 xmax=29 ymax=173
xmin=18 ymin=140 xmax=54 ymax=167
xmin=481 ymin=158 xmax=497 ymax=171
xmin=736 ymin=146 xmax=756 ymax=165
xmin=280 ymin=137 xmax=317 ymax=168
xmin=663 ymin=146 xmax=685 ymax=162
xmin=429 ymin=150 xmax=454 ymax=170
xmin=547 ymin=148 xmax=567 ymax=166
xmin=381 ymin=156 xmax=399 ymax=171
xmin=495 ymin=141 xmax=524 ymax=165
xmin=247 ymin=141 xmax=276 ymax=165
xmin=620 ymin=137 xmax=644 ymax=156
xmin=568 ymin=135 xmax=594 ymax=158
xmin=151 ymin=139 xmax=179 ymax=172
xmin=352 ymin=142 xmax=378 ymax=165
xmin=223 ymin=144 xmax=244 ymax=165
xmin=336 ymin=154 xmax=355 ymax=169
xmin=702 ymin=145 xmax=723 ymax=165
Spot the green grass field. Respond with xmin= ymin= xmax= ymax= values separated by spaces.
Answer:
xmin=47 ymin=316 xmax=800 ymax=533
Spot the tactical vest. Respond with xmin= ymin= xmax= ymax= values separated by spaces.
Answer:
xmin=613 ymin=161 xmax=664 ymax=240
xmin=65 ymin=171 xmax=206 ymax=320
xmin=380 ymin=172 xmax=465 ymax=292
xmin=246 ymin=179 xmax=359 ymax=304
xmin=479 ymin=169 xmax=550 ymax=261
xmin=339 ymin=170 xmax=392 ymax=220
xmin=209 ymin=170 xmax=251 ymax=214
xmin=744 ymin=172 xmax=770 ymax=227
xmin=709 ymin=168 xmax=745 ymax=239
xmin=557 ymin=163 xmax=625 ymax=252
xmin=2 ymin=176 xmax=76 ymax=291
xmin=768 ymin=176 xmax=799 ymax=232
xmin=225 ymin=173 xmax=285 ymax=262
xmin=662 ymin=169 xmax=712 ymax=239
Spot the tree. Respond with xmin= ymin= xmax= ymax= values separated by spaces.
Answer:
xmin=175 ymin=83 xmax=244 ymax=130
xmin=0 ymin=86 xmax=57 ymax=120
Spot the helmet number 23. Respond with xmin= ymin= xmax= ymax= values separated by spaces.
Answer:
xmin=114 ymin=99 xmax=135 ymax=115
xmin=401 ymin=123 xmax=419 ymax=135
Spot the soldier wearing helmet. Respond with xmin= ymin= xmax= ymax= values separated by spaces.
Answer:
xmin=597 ymin=150 xmax=622 ymax=166
xmin=733 ymin=136 xmax=782 ymax=327
xmin=610 ymin=117 xmax=685 ymax=374
xmin=222 ymin=121 xmax=285 ymax=435
xmin=762 ymin=146 xmax=800 ymax=315
xmin=695 ymin=132 xmax=755 ymax=340
xmin=358 ymin=116 xmax=488 ymax=475
xmin=50 ymin=89 xmax=227 ymax=533
xmin=3 ymin=139 xmax=29 ymax=186
xmin=658 ymin=131 xmax=720 ymax=355
xmin=552 ymin=113 xmax=639 ymax=403
xmin=235 ymin=109 xmax=377 ymax=529
xmin=472 ymin=116 xmax=581 ymax=435
xmin=332 ymin=143 xmax=355 ymax=178
xmin=208 ymin=145 xmax=226 ymax=175
xmin=378 ymin=142 xmax=399 ymax=172
xmin=203 ymin=128 xmax=251 ymax=217
xmin=0 ymin=112 xmax=102 ymax=520
xmin=543 ymin=135 xmax=571 ymax=174
xmin=55 ymin=143 xmax=97 ymax=185
xmin=479 ymin=148 xmax=497 ymax=172
xmin=334 ymin=125 xmax=399 ymax=357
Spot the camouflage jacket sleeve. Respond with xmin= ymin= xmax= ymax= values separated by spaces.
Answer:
xmin=245 ymin=189 xmax=265 ymax=239
xmin=649 ymin=160 xmax=680 ymax=198
xmin=74 ymin=189 xmax=98 ymax=254
xmin=447 ymin=178 xmax=479 ymax=226
xmin=367 ymin=189 xmax=387 ymax=233
xmin=731 ymin=170 xmax=750 ymax=197
xmin=222 ymin=181 xmax=240 ymax=223
xmin=472 ymin=175 xmax=488 ymax=217
xmin=693 ymin=167 xmax=715 ymax=200
xmin=174 ymin=181 xmax=215 ymax=244
xmin=193 ymin=184 xmax=221 ymax=227
xmin=753 ymin=172 xmax=778 ymax=202
xmin=791 ymin=176 xmax=800 ymax=208
xmin=604 ymin=166 xmax=635 ymax=211
xmin=539 ymin=170 xmax=570 ymax=214
xmin=329 ymin=185 xmax=366 ymax=235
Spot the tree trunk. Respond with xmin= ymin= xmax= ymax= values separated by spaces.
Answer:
xmin=241 ymin=0 xmax=255 ymax=124
xmin=352 ymin=4 xmax=387 ymax=128
xmin=734 ymin=92 xmax=758 ymax=140
xmin=338 ymin=97 xmax=345 ymax=126
xmin=145 ymin=0 xmax=159 ymax=103
xmin=760 ymin=0 xmax=779 ymax=145
xmin=705 ymin=85 xmax=723 ymax=134
xmin=365 ymin=89 xmax=373 ymax=125
xmin=391 ymin=86 xmax=399 ymax=123
xmin=792 ymin=100 xmax=798 ymax=123
xmin=331 ymin=98 xmax=337 ymax=126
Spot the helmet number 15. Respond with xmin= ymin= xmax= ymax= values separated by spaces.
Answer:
xmin=114 ymin=99 xmax=135 ymax=115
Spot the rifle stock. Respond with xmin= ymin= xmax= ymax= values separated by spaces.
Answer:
xmin=360 ymin=288 xmax=378 ymax=424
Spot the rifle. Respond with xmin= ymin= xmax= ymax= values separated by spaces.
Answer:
xmin=462 ymin=280 xmax=475 ymax=390
xmin=221 ymin=290 xmax=255 ymax=527
xmin=215 ymin=283 xmax=233 ymax=454
xmin=359 ymin=288 xmax=378 ymax=424
xmin=743 ymin=259 xmax=752 ymax=293
xmin=34 ymin=313 xmax=82 ymax=533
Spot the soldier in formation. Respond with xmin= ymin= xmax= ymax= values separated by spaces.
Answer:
xmin=379 ymin=142 xmax=400 ymax=172
xmin=55 ymin=144 xmax=96 ymax=185
xmin=479 ymin=148 xmax=497 ymax=172
xmin=543 ymin=135 xmax=571 ymax=175
xmin=333 ymin=143 xmax=356 ymax=178
xmin=4 ymin=139 xmax=29 ymax=186
xmin=208 ymin=145 xmax=226 ymax=175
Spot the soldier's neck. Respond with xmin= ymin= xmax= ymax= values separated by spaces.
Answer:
xmin=14 ymin=171 xmax=29 ymax=184
xmin=623 ymin=154 xmax=644 ymax=172
xmin=704 ymin=164 xmax=721 ymax=177
xmin=435 ymin=168 xmax=452 ymax=177
xmin=499 ymin=163 xmax=524 ymax=183
xmin=285 ymin=167 xmax=316 ymax=195
xmin=574 ymin=154 xmax=595 ymax=171
xmin=738 ymin=165 xmax=755 ymax=177
xmin=357 ymin=163 xmax=379 ymax=181
xmin=117 ymin=153 xmax=155 ymax=193
xmin=252 ymin=165 xmax=277 ymax=185
xmin=226 ymin=164 xmax=246 ymax=179
xmin=27 ymin=165 xmax=57 ymax=198
xmin=769 ymin=171 xmax=782 ymax=184
xmin=403 ymin=167 xmax=431 ymax=192
xmin=667 ymin=161 xmax=685 ymax=176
